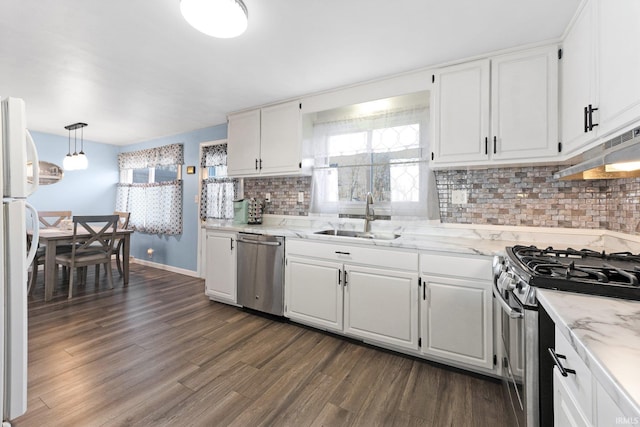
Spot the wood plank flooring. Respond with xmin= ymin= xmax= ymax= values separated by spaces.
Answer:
xmin=16 ymin=264 xmax=512 ymax=427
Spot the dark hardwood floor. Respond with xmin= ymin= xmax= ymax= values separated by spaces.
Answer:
xmin=16 ymin=263 xmax=511 ymax=426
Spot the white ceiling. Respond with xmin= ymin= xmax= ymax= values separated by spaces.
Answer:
xmin=0 ymin=0 xmax=580 ymax=145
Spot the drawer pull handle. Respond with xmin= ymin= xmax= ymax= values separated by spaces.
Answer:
xmin=548 ymin=348 xmax=576 ymax=377
xmin=335 ymin=251 xmax=350 ymax=255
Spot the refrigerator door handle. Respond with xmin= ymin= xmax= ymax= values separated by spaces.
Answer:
xmin=25 ymin=130 xmax=39 ymax=196
xmin=25 ymin=202 xmax=39 ymax=267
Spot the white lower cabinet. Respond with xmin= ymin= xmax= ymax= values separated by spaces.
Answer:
xmin=286 ymin=256 xmax=343 ymax=332
xmin=204 ymin=230 xmax=237 ymax=304
xmin=420 ymin=253 xmax=494 ymax=370
xmin=553 ymin=327 xmax=638 ymax=426
xmin=554 ymin=368 xmax=592 ymax=427
xmin=344 ymin=265 xmax=419 ymax=351
xmin=284 ymin=239 xmax=419 ymax=352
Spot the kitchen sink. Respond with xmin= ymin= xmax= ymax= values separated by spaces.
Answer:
xmin=314 ymin=229 xmax=400 ymax=240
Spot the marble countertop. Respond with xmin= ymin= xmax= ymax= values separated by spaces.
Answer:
xmin=538 ymin=290 xmax=640 ymax=418
xmin=203 ymin=216 xmax=640 ymax=258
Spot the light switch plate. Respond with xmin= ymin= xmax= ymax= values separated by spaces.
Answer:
xmin=297 ymin=191 xmax=304 ymax=203
xmin=451 ymin=189 xmax=468 ymax=205
xmin=265 ymin=192 xmax=271 ymax=202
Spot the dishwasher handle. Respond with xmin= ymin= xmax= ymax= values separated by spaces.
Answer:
xmin=237 ymin=237 xmax=282 ymax=246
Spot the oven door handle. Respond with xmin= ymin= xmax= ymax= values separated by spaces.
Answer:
xmin=493 ymin=279 xmax=523 ymax=319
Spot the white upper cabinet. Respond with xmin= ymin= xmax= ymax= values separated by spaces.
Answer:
xmin=596 ymin=0 xmax=640 ymax=138
xmin=431 ymin=45 xmax=559 ymax=167
xmin=491 ymin=47 xmax=559 ymax=160
xmin=561 ymin=0 xmax=597 ymax=154
xmin=227 ymin=100 xmax=303 ymax=177
xmin=432 ymin=59 xmax=490 ymax=164
xmin=561 ymin=0 xmax=640 ymax=156
xmin=227 ymin=109 xmax=261 ymax=176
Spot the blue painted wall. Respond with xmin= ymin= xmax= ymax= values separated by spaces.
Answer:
xmin=28 ymin=124 xmax=228 ymax=274
xmin=118 ymin=125 xmax=227 ymax=272
xmin=27 ymin=131 xmax=119 ymax=214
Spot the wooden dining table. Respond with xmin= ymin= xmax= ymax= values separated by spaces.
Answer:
xmin=32 ymin=227 xmax=134 ymax=301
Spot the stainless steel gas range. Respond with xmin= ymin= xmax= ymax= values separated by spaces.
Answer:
xmin=493 ymin=245 xmax=640 ymax=426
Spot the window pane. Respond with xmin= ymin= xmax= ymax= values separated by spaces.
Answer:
xmin=132 ymin=168 xmax=150 ymax=184
xmin=390 ymin=161 xmax=420 ymax=202
xmin=372 ymin=124 xmax=420 ymax=153
xmin=328 ymin=132 xmax=368 ymax=157
xmin=155 ymin=165 xmax=178 ymax=182
xmin=337 ymin=165 xmax=370 ymax=202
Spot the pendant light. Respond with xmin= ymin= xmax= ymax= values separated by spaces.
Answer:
xmin=63 ymin=127 xmax=75 ymax=171
xmin=62 ymin=122 xmax=88 ymax=171
xmin=180 ymin=0 xmax=248 ymax=38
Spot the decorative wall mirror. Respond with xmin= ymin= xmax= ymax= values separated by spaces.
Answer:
xmin=27 ymin=161 xmax=64 ymax=185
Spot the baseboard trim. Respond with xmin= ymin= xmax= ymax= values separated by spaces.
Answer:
xmin=130 ymin=257 xmax=199 ymax=278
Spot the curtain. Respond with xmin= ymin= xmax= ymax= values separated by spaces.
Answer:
xmin=309 ymin=105 xmax=440 ymax=219
xmin=115 ymin=181 xmax=183 ymax=235
xmin=200 ymin=144 xmax=237 ymax=220
xmin=116 ymin=144 xmax=184 ymax=235
xmin=118 ymin=143 xmax=184 ymax=169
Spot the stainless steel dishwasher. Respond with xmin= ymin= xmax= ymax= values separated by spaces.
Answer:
xmin=236 ymin=233 xmax=285 ymax=316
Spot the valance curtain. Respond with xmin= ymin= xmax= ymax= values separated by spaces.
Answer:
xmin=115 ymin=144 xmax=184 ymax=235
xmin=117 ymin=143 xmax=184 ymax=169
xmin=309 ymin=106 xmax=440 ymax=219
xmin=200 ymin=144 xmax=236 ymax=220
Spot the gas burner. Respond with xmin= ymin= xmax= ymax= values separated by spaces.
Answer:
xmin=505 ymin=245 xmax=640 ymax=301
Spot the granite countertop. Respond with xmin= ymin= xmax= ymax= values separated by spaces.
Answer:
xmin=537 ymin=290 xmax=640 ymax=418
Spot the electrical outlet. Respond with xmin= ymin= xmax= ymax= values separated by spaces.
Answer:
xmin=451 ymin=189 xmax=468 ymax=205
xmin=265 ymin=192 xmax=271 ymax=202
xmin=297 ymin=191 xmax=304 ymax=203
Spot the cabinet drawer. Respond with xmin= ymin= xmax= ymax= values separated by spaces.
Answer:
xmin=555 ymin=327 xmax=593 ymax=423
xmin=420 ymin=253 xmax=492 ymax=280
xmin=287 ymin=239 xmax=418 ymax=271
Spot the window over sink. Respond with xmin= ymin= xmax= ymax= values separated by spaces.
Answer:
xmin=308 ymin=91 xmax=439 ymax=219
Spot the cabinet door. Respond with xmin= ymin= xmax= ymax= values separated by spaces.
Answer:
xmin=432 ymin=59 xmax=490 ymax=164
xmin=421 ymin=276 xmax=493 ymax=369
xmin=205 ymin=231 xmax=237 ymax=304
xmin=344 ymin=265 xmax=419 ymax=351
xmin=554 ymin=369 xmax=592 ymax=427
xmin=491 ymin=46 xmax=559 ymax=161
xmin=285 ymin=256 xmax=343 ymax=332
xmin=227 ymin=109 xmax=261 ymax=176
xmin=260 ymin=101 xmax=302 ymax=175
xmin=596 ymin=0 xmax=640 ymax=137
xmin=561 ymin=0 xmax=597 ymax=155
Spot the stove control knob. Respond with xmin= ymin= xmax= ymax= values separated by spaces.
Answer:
xmin=492 ymin=256 xmax=505 ymax=277
xmin=498 ymin=272 xmax=517 ymax=291
xmin=505 ymin=274 xmax=518 ymax=291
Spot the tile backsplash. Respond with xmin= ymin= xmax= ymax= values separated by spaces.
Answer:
xmin=244 ymin=176 xmax=311 ymax=216
xmin=435 ymin=166 xmax=640 ymax=234
xmin=241 ymin=167 xmax=640 ymax=235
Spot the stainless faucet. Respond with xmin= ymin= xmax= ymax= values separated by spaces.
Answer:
xmin=364 ymin=192 xmax=375 ymax=233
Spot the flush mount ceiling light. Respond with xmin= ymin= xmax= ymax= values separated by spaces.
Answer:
xmin=62 ymin=122 xmax=88 ymax=171
xmin=180 ymin=0 xmax=248 ymax=38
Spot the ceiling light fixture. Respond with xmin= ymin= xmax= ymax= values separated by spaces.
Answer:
xmin=62 ymin=122 xmax=88 ymax=171
xmin=180 ymin=0 xmax=248 ymax=38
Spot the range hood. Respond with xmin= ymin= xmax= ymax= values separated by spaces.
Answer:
xmin=555 ymin=125 xmax=640 ymax=180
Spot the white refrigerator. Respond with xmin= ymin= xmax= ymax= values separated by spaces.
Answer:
xmin=1 ymin=97 xmax=39 ymax=425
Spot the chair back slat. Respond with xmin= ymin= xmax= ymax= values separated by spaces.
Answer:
xmin=71 ymin=215 xmax=119 ymax=257
xmin=114 ymin=211 xmax=130 ymax=229
xmin=38 ymin=210 xmax=72 ymax=228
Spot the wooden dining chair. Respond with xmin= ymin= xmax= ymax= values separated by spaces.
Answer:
xmin=113 ymin=211 xmax=130 ymax=276
xmin=55 ymin=215 xmax=119 ymax=299
xmin=38 ymin=210 xmax=72 ymax=228
xmin=28 ymin=210 xmax=73 ymax=293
